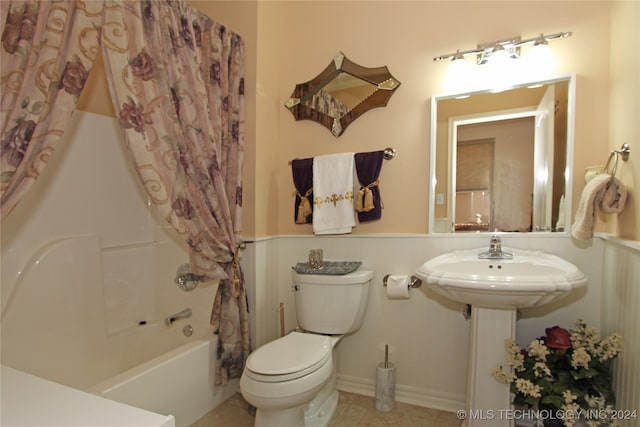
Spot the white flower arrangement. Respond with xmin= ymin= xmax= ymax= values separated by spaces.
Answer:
xmin=492 ymin=319 xmax=622 ymax=427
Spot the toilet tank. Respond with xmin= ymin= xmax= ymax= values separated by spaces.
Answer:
xmin=292 ymin=269 xmax=373 ymax=335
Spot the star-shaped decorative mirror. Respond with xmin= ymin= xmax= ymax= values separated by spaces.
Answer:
xmin=285 ymin=52 xmax=401 ymax=137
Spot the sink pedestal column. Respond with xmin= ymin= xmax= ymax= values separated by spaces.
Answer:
xmin=464 ymin=306 xmax=516 ymax=427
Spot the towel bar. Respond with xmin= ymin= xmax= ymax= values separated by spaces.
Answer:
xmin=288 ymin=147 xmax=396 ymax=165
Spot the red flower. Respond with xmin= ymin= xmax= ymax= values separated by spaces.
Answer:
xmin=544 ymin=326 xmax=572 ymax=350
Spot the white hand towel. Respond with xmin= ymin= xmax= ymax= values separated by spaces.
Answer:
xmin=313 ymin=153 xmax=356 ymax=235
xmin=571 ymin=173 xmax=627 ymax=240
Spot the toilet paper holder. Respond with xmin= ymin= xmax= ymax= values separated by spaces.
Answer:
xmin=382 ymin=274 xmax=422 ymax=289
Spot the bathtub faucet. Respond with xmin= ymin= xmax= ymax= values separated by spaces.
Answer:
xmin=165 ymin=308 xmax=192 ymax=325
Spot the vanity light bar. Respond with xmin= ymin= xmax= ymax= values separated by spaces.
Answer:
xmin=433 ymin=31 xmax=572 ymax=63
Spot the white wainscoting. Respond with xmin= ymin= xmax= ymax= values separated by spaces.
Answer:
xmin=601 ymin=235 xmax=640 ymax=426
xmin=248 ymin=234 xmax=606 ymax=411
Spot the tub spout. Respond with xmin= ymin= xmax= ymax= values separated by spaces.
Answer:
xmin=165 ymin=308 xmax=192 ymax=325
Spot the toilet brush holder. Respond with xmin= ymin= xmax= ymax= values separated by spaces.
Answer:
xmin=375 ymin=345 xmax=396 ymax=412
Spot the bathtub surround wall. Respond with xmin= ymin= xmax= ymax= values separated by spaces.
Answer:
xmin=1 ymin=112 xmax=219 ymax=391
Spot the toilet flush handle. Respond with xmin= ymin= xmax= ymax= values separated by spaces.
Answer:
xmin=291 ymin=285 xmax=300 ymax=292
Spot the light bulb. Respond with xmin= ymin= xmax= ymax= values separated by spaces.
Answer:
xmin=524 ymin=41 xmax=556 ymax=81
xmin=443 ymin=53 xmax=474 ymax=93
xmin=488 ymin=46 xmax=510 ymax=67
xmin=485 ymin=45 xmax=515 ymax=91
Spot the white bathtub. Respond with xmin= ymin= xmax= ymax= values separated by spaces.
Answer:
xmin=90 ymin=336 xmax=239 ymax=427
xmin=1 ymin=365 xmax=175 ymax=427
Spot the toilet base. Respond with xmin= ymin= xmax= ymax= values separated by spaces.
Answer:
xmin=304 ymin=359 xmax=338 ymax=427
xmin=255 ymin=405 xmax=306 ymax=426
xmin=253 ymin=363 xmax=339 ymax=427
xmin=253 ymin=387 xmax=338 ymax=427
xmin=305 ymin=388 xmax=338 ymax=427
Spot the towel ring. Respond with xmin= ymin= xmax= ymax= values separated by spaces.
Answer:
xmin=603 ymin=143 xmax=630 ymax=178
xmin=603 ymin=151 xmax=619 ymax=176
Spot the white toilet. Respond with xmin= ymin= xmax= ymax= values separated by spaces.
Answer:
xmin=240 ymin=268 xmax=373 ymax=427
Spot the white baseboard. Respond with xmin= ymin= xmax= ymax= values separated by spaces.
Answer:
xmin=336 ymin=374 xmax=465 ymax=413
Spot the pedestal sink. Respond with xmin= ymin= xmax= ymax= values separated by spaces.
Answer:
xmin=416 ymin=243 xmax=587 ymax=427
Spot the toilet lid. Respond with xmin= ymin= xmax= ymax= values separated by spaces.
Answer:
xmin=246 ymin=332 xmax=331 ymax=377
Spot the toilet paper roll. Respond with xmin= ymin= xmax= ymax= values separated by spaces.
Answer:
xmin=386 ymin=275 xmax=410 ymax=299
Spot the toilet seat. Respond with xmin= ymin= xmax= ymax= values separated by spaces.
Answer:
xmin=245 ymin=332 xmax=331 ymax=383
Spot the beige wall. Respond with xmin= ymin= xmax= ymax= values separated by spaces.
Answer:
xmin=76 ymin=1 xmax=638 ymax=241
xmin=270 ymin=1 xmax=624 ymax=237
xmin=609 ymin=1 xmax=639 ymax=240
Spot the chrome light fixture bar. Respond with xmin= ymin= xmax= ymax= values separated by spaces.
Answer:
xmin=433 ymin=31 xmax=572 ymax=64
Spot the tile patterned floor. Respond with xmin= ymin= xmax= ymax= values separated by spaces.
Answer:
xmin=189 ymin=391 xmax=463 ymax=427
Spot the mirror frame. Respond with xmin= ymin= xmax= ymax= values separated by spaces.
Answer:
xmin=285 ymin=51 xmax=401 ymax=137
xmin=428 ymin=73 xmax=576 ymax=235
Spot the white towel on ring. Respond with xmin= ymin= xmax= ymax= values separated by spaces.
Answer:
xmin=571 ymin=173 xmax=627 ymax=240
xmin=312 ymin=153 xmax=356 ymax=235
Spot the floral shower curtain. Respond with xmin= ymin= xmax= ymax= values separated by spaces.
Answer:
xmin=101 ymin=0 xmax=249 ymax=384
xmin=1 ymin=1 xmax=103 ymax=219
xmin=1 ymin=0 xmax=249 ymax=385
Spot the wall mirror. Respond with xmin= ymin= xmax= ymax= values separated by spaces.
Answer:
xmin=429 ymin=74 xmax=576 ymax=234
xmin=285 ymin=51 xmax=401 ymax=137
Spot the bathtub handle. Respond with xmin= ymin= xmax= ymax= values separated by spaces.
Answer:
xmin=175 ymin=263 xmax=198 ymax=292
xmin=165 ymin=308 xmax=192 ymax=325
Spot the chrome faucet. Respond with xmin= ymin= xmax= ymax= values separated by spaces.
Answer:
xmin=478 ymin=235 xmax=513 ymax=259
xmin=165 ymin=308 xmax=192 ymax=325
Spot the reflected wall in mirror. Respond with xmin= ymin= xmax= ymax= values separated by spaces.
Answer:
xmin=285 ymin=52 xmax=401 ymax=137
xmin=429 ymin=75 xmax=575 ymax=234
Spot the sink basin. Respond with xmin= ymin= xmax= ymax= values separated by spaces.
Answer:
xmin=416 ymin=248 xmax=587 ymax=309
